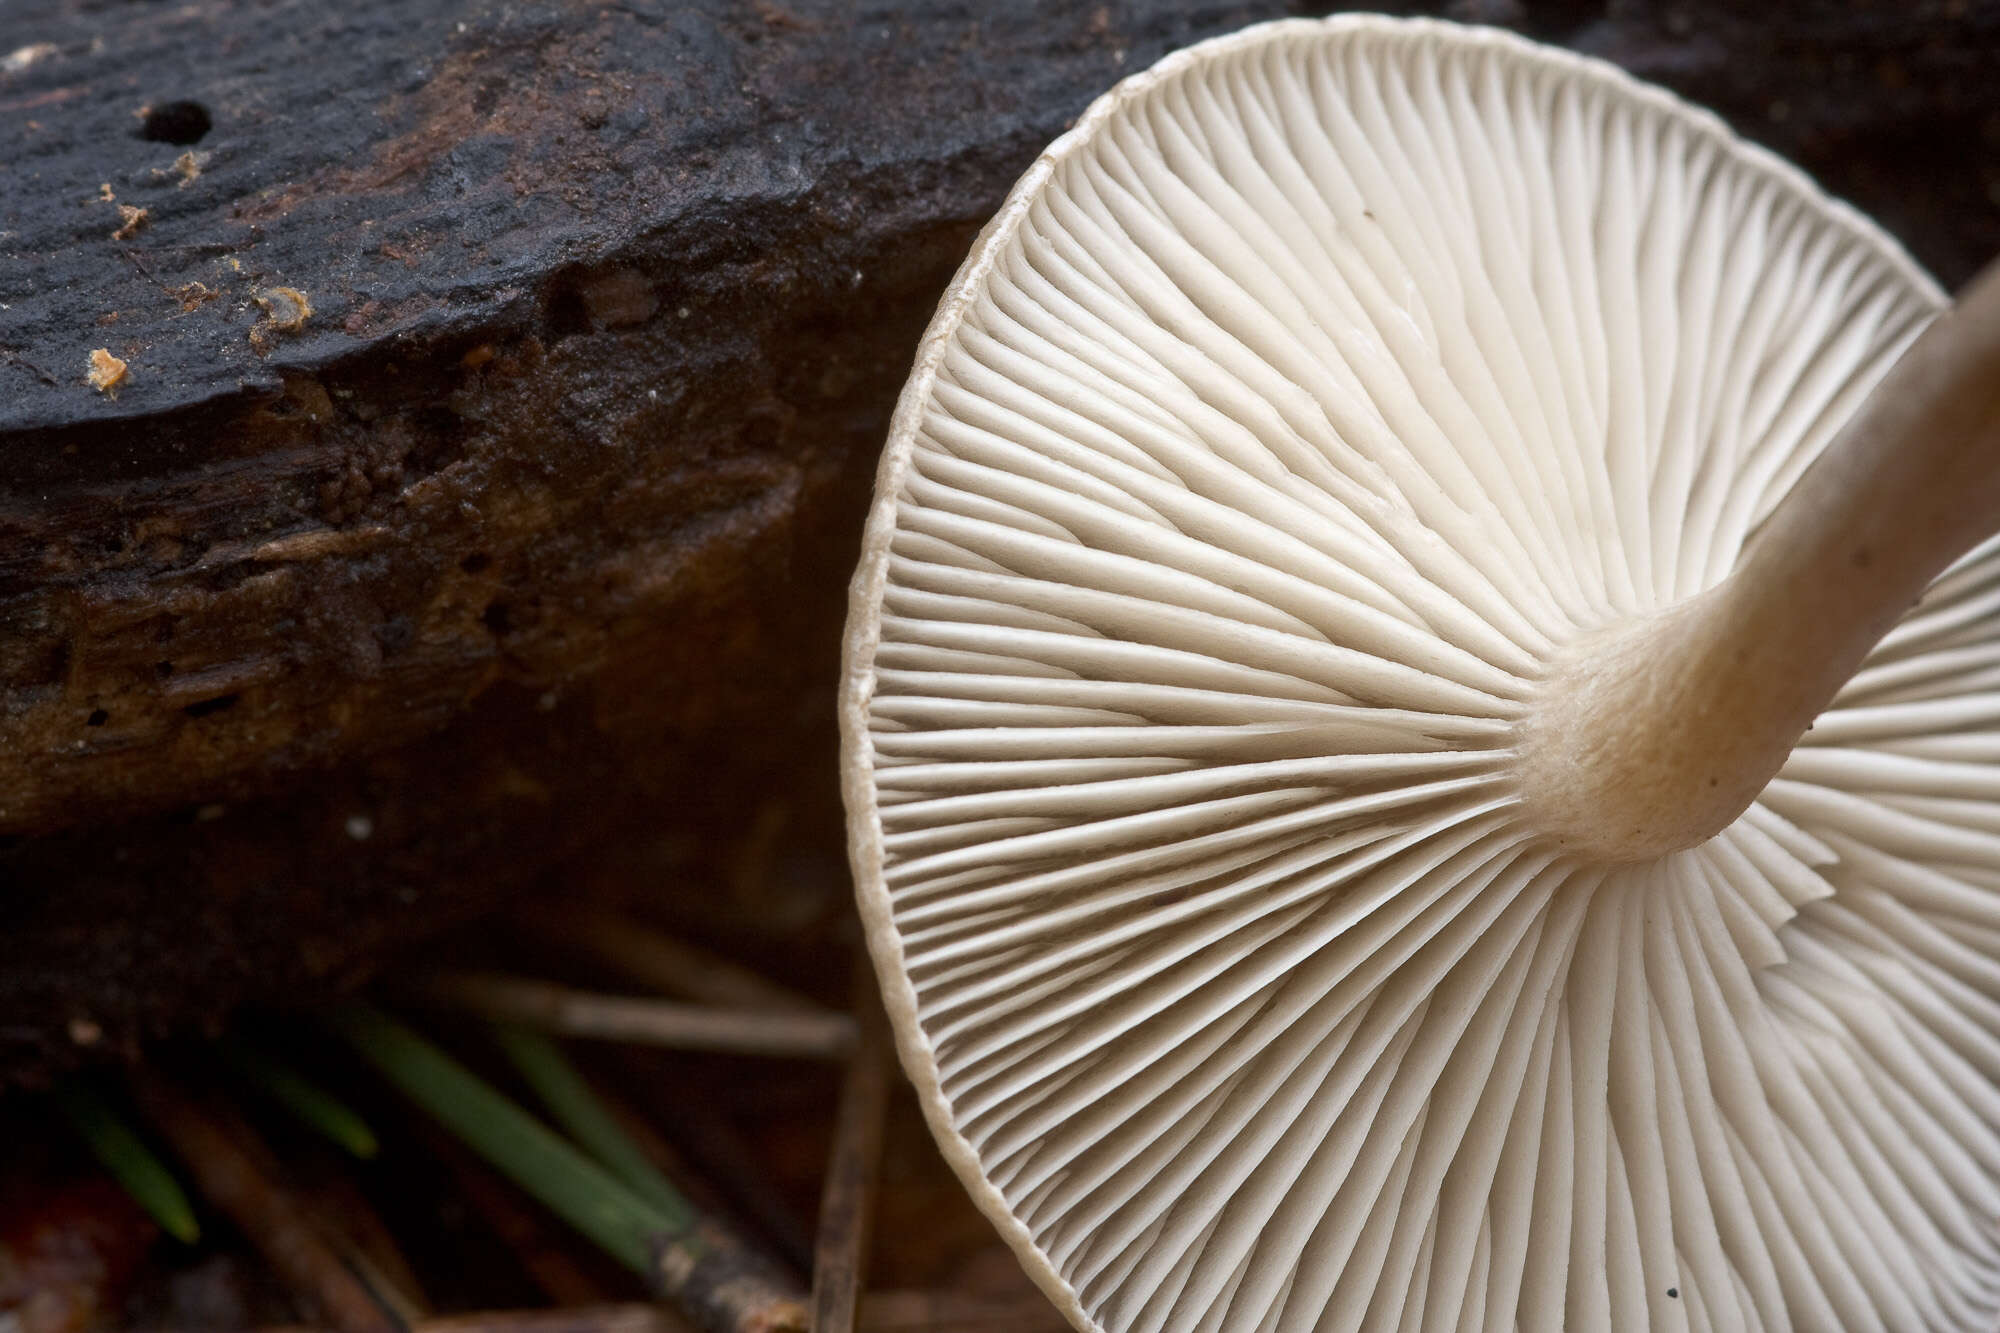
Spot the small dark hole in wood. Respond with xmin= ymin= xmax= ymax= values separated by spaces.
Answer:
xmin=543 ymin=284 xmax=592 ymax=343
xmin=183 ymin=693 xmax=239 ymax=718
xmin=86 ymin=709 xmax=109 ymax=727
xmin=139 ymin=100 xmax=212 ymax=145
xmin=482 ymin=601 xmax=512 ymax=635
xmin=460 ymin=552 xmax=492 ymax=574
xmin=742 ymin=409 xmax=785 ymax=452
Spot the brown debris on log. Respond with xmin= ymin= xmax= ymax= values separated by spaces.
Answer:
xmin=1 ymin=0 xmax=1998 ymax=1081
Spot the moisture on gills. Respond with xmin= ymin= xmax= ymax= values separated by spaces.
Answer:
xmin=1515 ymin=258 xmax=2000 ymax=864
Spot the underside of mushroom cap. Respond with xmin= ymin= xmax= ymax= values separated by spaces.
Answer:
xmin=840 ymin=15 xmax=2000 ymax=1332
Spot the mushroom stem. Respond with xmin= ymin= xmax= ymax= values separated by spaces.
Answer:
xmin=1519 ymin=258 xmax=2000 ymax=863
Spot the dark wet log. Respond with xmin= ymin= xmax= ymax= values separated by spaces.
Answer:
xmin=2 ymin=0 xmax=1996 ymax=1080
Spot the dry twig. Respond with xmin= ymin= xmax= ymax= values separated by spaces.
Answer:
xmin=128 ymin=1070 xmax=397 ymax=1333
xmin=237 ymin=1289 xmax=1065 ymax=1332
xmin=243 ymin=1306 xmax=686 ymax=1333
xmin=295 ymin=1157 xmax=431 ymax=1323
xmin=418 ymin=973 xmax=855 ymax=1061
xmin=809 ymin=973 xmax=894 ymax=1333
xmin=647 ymin=1220 xmax=807 ymax=1333
xmin=526 ymin=912 xmax=827 ymax=1015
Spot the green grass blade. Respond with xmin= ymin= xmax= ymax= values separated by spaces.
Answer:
xmin=325 ymin=1003 xmax=674 ymax=1274
xmin=50 ymin=1080 xmax=201 ymax=1244
xmin=490 ymin=1023 xmax=694 ymax=1231
xmin=214 ymin=1035 xmax=380 ymax=1159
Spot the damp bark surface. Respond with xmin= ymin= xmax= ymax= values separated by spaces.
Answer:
xmin=0 ymin=0 xmax=1995 ymax=1083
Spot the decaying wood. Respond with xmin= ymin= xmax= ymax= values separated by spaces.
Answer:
xmin=0 ymin=0 xmax=1344 ymax=1086
xmin=418 ymin=973 xmax=856 ymax=1061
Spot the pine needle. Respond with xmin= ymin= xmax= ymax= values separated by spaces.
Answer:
xmin=50 ymin=1079 xmax=201 ymax=1244
xmin=325 ymin=1003 xmax=667 ymax=1274
xmin=331 ymin=1004 xmax=808 ymax=1332
xmin=215 ymin=1034 xmax=381 ymax=1159
xmin=488 ymin=1024 xmax=694 ymax=1231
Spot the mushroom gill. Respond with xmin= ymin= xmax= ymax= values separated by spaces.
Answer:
xmin=841 ymin=17 xmax=2000 ymax=1332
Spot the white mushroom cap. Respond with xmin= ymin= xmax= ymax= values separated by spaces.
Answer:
xmin=840 ymin=15 xmax=2000 ymax=1332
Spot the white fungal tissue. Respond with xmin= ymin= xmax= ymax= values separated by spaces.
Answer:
xmin=841 ymin=16 xmax=2000 ymax=1332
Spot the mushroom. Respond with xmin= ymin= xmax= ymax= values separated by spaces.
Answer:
xmin=841 ymin=15 xmax=2000 ymax=1333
